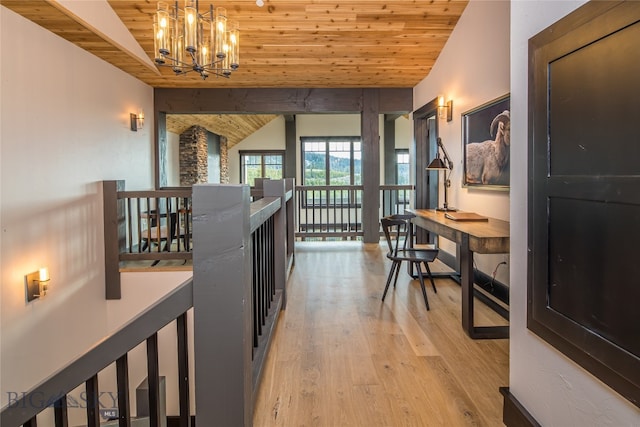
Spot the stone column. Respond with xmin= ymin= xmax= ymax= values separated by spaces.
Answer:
xmin=220 ymin=136 xmax=229 ymax=183
xmin=180 ymin=125 xmax=208 ymax=186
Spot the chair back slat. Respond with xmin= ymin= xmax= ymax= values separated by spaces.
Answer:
xmin=381 ymin=214 xmax=415 ymax=256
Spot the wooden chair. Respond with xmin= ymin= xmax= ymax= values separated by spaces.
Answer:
xmin=381 ymin=214 xmax=439 ymax=310
xmin=141 ymin=212 xmax=178 ymax=252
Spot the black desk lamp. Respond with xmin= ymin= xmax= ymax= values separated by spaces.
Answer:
xmin=426 ymin=137 xmax=457 ymax=212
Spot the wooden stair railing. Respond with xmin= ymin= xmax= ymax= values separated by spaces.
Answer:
xmin=192 ymin=180 xmax=294 ymax=426
xmin=2 ymin=180 xmax=294 ymax=427
xmin=0 ymin=279 xmax=193 ymax=427
xmin=102 ymin=181 xmax=193 ymax=300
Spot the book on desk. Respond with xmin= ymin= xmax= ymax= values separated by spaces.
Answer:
xmin=444 ymin=211 xmax=489 ymax=222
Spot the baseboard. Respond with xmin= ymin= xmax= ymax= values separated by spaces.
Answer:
xmin=500 ymin=387 xmax=541 ymax=427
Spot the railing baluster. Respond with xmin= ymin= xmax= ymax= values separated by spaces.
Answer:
xmin=154 ymin=197 xmax=161 ymax=251
xmin=302 ymin=189 xmax=306 ymax=236
xmin=127 ymin=198 xmax=133 ymax=254
xmin=336 ymin=189 xmax=341 ymax=233
xmin=137 ymin=198 xmax=143 ymax=253
xmin=165 ymin=196 xmax=171 ymax=253
xmin=254 ymin=224 xmax=264 ymax=324
xmin=116 ymin=354 xmax=131 ymax=427
xmin=261 ymin=223 xmax=267 ymax=326
xmin=85 ymin=375 xmax=100 ymax=427
xmin=145 ymin=197 xmax=152 ymax=253
xmin=340 ymin=189 xmax=343 ymax=233
xmin=347 ymin=189 xmax=352 ymax=235
xmin=54 ymin=395 xmax=68 ymax=427
xmin=146 ymin=333 xmax=161 ymax=427
xmin=257 ymin=224 xmax=263 ymax=326
xmin=269 ymin=216 xmax=275 ymax=302
xmin=356 ymin=189 xmax=360 ymax=232
xmin=177 ymin=313 xmax=190 ymax=427
xmin=252 ymin=231 xmax=259 ymax=350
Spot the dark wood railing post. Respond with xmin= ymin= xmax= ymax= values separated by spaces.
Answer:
xmin=263 ymin=179 xmax=288 ymax=308
xmin=192 ymin=184 xmax=252 ymax=427
xmin=146 ymin=333 xmax=161 ymax=427
xmin=103 ymin=180 xmax=125 ymax=299
xmin=176 ymin=313 xmax=190 ymax=427
xmin=362 ymin=89 xmax=381 ymax=243
xmin=116 ymin=355 xmax=131 ymax=427
xmin=54 ymin=395 xmax=68 ymax=427
xmin=285 ymin=179 xmax=295 ymax=271
xmin=85 ymin=375 xmax=100 ymax=427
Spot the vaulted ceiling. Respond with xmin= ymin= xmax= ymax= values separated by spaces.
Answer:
xmin=2 ymin=0 xmax=468 ymax=144
xmin=165 ymin=113 xmax=279 ymax=146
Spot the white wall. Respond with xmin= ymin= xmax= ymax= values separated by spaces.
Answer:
xmin=413 ymin=0 xmax=511 ymax=283
xmin=167 ymin=130 xmax=180 ymax=186
xmin=227 ymin=115 xmax=286 ymax=183
xmin=296 ymin=114 xmax=362 ymax=185
xmin=509 ymin=1 xmax=640 ymax=424
xmin=0 ymin=7 xmax=189 ymax=410
xmin=395 ymin=116 xmax=411 ymax=150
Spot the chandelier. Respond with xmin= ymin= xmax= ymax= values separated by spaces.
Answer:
xmin=153 ymin=1 xmax=239 ymax=80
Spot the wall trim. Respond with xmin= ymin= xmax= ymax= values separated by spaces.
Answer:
xmin=500 ymin=387 xmax=541 ymax=427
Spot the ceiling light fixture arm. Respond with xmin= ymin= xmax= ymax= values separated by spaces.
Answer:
xmin=153 ymin=0 xmax=240 ymax=80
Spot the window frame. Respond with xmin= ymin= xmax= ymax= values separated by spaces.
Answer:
xmin=395 ymin=148 xmax=410 ymax=185
xmin=300 ymin=136 xmax=362 ymax=186
xmin=238 ymin=150 xmax=285 ymax=186
xmin=300 ymin=136 xmax=362 ymax=207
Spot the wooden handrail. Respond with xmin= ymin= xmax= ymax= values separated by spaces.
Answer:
xmin=0 ymin=279 xmax=194 ymax=427
xmin=250 ymin=196 xmax=281 ymax=233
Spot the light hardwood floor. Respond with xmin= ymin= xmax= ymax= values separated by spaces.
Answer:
xmin=253 ymin=241 xmax=509 ymax=426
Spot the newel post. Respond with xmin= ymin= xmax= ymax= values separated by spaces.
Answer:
xmin=284 ymin=178 xmax=296 ymax=271
xmin=192 ymin=184 xmax=252 ymax=427
xmin=264 ymin=179 xmax=288 ymax=308
xmin=102 ymin=180 xmax=125 ymax=299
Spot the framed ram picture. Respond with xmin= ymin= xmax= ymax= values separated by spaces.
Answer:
xmin=462 ymin=94 xmax=510 ymax=189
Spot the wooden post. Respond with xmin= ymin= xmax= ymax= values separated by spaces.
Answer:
xmin=264 ymin=179 xmax=288 ymax=308
xmin=362 ymin=89 xmax=381 ymax=243
xmin=192 ymin=184 xmax=252 ymax=427
xmin=284 ymin=178 xmax=296 ymax=272
xmin=285 ymin=115 xmax=296 ymax=179
xmin=102 ymin=180 xmax=124 ymax=299
xmin=384 ymin=115 xmax=396 ymax=185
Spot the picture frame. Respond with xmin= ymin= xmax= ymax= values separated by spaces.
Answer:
xmin=462 ymin=94 xmax=510 ymax=189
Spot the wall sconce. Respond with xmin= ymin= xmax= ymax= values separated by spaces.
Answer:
xmin=426 ymin=137 xmax=457 ymax=212
xmin=437 ymin=96 xmax=453 ymax=122
xmin=26 ymin=267 xmax=50 ymax=302
xmin=130 ymin=110 xmax=144 ymax=131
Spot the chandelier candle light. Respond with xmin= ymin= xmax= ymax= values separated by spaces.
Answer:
xmin=154 ymin=0 xmax=239 ymax=79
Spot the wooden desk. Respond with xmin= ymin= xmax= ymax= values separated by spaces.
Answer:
xmin=406 ymin=208 xmax=510 ymax=339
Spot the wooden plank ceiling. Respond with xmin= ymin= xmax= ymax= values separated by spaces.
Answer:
xmin=166 ymin=113 xmax=278 ymax=146
xmin=2 ymin=0 xmax=467 ymax=145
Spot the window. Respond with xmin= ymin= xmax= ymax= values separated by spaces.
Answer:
xmin=396 ymin=149 xmax=410 ymax=184
xmin=301 ymin=137 xmax=361 ymax=186
xmin=239 ymin=151 xmax=284 ymax=186
xmin=301 ymin=137 xmax=362 ymax=207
